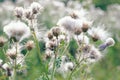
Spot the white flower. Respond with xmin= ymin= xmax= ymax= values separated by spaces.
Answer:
xmin=88 ymin=27 xmax=110 ymax=41
xmin=4 ymin=21 xmax=31 ymax=42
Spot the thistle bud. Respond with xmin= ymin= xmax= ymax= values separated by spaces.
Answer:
xmin=0 ymin=36 xmax=7 ymax=47
xmin=82 ymin=21 xmax=92 ymax=32
xmin=82 ymin=23 xmax=89 ymax=32
xmin=14 ymin=7 xmax=24 ymax=18
xmin=47 ymin=31 xmax=53 ymax=40
xmin=70 ymin=12 xmax=78 ymax=19
xmin=91 ymin=34 xmax=99 ymax=42
xmin=25 ymin=40 xmax=35 ymax=51
xmin=46 ymin=41 xmax=57 ymax=50
xmin=74 ymin=27 xmax=82 ymax=35
xmin=52 ymin=27 xmax=61 ymax=37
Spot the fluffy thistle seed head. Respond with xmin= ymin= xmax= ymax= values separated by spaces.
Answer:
xmin=30 ymin=2 xmax=43 ymax=14
xmin=24 ymin=8 xmax=34 ymax=20
xmin=88 ymin=27 xmax=110 ymax=42
xmin=0 ymin=36 xmax=7 ymax=47
xmin=82 ymin=21 xmax=92 ymax=32
xmin=25 ymin=40 xmax=35 ymax=51
xmin=14 ymin=7 xmax=24 ymax=18
xmin=4 ymin=21 xmax=30 ymax=42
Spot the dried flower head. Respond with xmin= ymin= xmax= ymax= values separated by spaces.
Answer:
xmin=0 ymin=36 xmax=7 ymax=47
xmin=25 ymin=40 xmax=35 ymax=51
xmin=4 ymin=21 xmax=31 ymax=42
xmin=14 ymin=7 xmax=24 ymax=18
xmin=30 ymin=2 xmax=43 ymax=14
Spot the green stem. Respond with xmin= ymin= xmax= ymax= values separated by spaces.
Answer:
xmin=32 ymin=31 xmax=42 ymax=62
xmin=51 ymin=53 xmax=56 ymax=80
xmin=13 ymin=42 xmax=18 ymax=80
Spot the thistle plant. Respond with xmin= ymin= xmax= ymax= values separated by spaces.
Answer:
xmin=0 ymin=1 xmax=115 ymax=80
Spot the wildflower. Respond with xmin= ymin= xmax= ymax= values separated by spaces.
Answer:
xmin=88 ymin=27 xmax=110 ymax=42
xmin=25 ymin=40 xmax=35 ymax=51
xmin=14 ymin=7 xmax=24 ymax=18
xmin=30 ymin=2 xmax=43 ymax=14
xmin=4 ymin=21 xmax=31 ymax=42
xmin=0 ymin=36 xmax=7 ymax=47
